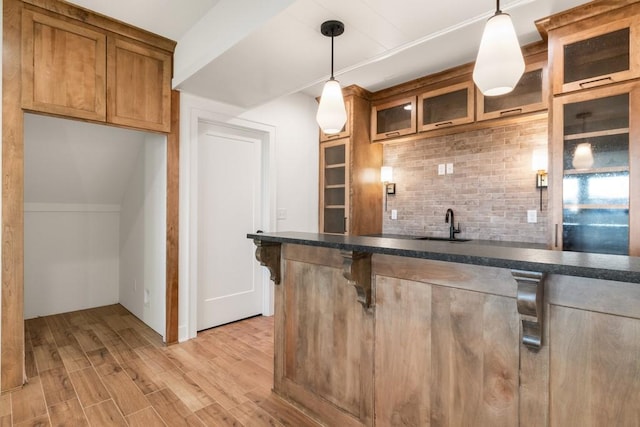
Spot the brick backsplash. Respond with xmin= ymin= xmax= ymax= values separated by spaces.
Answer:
xmin=382 ymin=117 xmax=549 ymax=244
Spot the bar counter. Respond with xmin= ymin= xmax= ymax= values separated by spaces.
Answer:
xmin=249 ymin=231 xmax=640 ymax=427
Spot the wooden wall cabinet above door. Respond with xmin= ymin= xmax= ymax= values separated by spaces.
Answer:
xmin=107 ymin=37 xmax=172 ymax=132
xmin=21 ymin=9 xmax=107 ymax=121
xmin=551 ymin=14 xmax=640 ymax=95
xmin=417 ymin=81 xmax=474 ymax=131
xmin=371 ymin=96 xmax=416 ymax=141
xmin=477 ymin=60 xmax=548 ymax=121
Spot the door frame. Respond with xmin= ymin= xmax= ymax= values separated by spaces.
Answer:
xmin=1 ymin=0 xmax=180 ymax=391
xmin=181 ymin=106 xmax=276 ymax=340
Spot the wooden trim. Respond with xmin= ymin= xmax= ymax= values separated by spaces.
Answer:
xmin=547 ymin=274 xmax=640 ymax=319
xmin=22 ymin=0 xmax=176 ymax=52
xmin=536 ymin=0 xmax=640 ymax=37
xmin=2 ymin=0 xmax=26 ymax=391
xmin=630 ymin=78 xmax=640 ymax=256
xmin=373 ymin=254 xmax=517 ymax=298
xmin=165 ymin=90 xmax=179 ymax=345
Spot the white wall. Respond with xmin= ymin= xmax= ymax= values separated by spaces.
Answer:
xmin=239 ymin=95 xmax=319 ymax=233
xmin=24 ymin=205 xmax=120 ymax=318
xmin=23 ymin=115 xmax=146 ymax=319
xmin=178 ymin=91 xmax=319 ymax=341
xmin=119 ymin=135 xmax=167 ymax=336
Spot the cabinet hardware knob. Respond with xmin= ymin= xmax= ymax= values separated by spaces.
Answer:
xmin=554 ymin=224 xmax=558 ymax=248
xmin=579 ymin=76 xmax=613 ymax=88
xmin=435 ymin=121 xmax=454 ymax=127
xmin=385 ymin=131 xmax=400 ymax=137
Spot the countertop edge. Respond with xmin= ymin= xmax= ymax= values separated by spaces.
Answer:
xmin=248 ymin=232 xmax=640 ymax=285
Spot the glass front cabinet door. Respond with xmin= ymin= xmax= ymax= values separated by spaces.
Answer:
xmin=552 ymin=82 xmax=640 ymax=255
xmin=551 ymin=15 xmax=640 ymax=94
xmin=320 ymin=139 xmax=349 ymax=234
xmin=476 ymin=60 xmax=548 ymax=121
xmin=418 ymin=81 xmax=474 ymax=131
xmin=371 ymin=96 xmax=416 ymax=141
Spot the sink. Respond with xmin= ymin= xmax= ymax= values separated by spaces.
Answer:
xmin=414 ymin=236 xmax=472 ymax=242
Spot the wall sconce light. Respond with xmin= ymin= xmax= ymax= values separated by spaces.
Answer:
xmin=473 ymin=0 xmax=525 ymax=96
xmin=316 ymin=20 xmax=347 ymax=135
xmin=532 ymin=147 xmax=548 ymax=210
xmin=381 ymin=166 xmax=396 ymax=211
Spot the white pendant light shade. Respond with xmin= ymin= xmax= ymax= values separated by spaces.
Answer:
xmin=572 ymin=143 xmax=594 ymax=170
xmin=317 ymin=78 xmax=347 ymax=134
xmin=473 ymin=12 xmax=525 ymax=96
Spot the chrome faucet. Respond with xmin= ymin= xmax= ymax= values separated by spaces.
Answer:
xmin=445 ymin=208 xmax=461 ymax=240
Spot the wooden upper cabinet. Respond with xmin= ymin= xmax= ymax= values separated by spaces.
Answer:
xmin=21 ymin=9 xmax=107 ymax=121
xmin=371 ymin=96 xmax=417 ymax=141
xmin=551 ymin=15 xmax=640 ymax=94
xmin=418 ymin=81 xmax=474 ymax=131
xmin=319 ymin=98 xmax=352 ymax=142
xmin=21 ymin=6 xmax=174 ymax=133
xmin=107 ymin=37 xmax=172 ymax=132
xmin=477 ymin=60 xmax=548 ymax=121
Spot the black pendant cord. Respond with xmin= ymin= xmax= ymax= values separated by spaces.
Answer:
xmin=496 ymin=0 xmax=501 ymax=13
xmin=320 ymin=20 xmax=344 ymax=82
xmin=330 ymin=34 xmax=335 ymax=79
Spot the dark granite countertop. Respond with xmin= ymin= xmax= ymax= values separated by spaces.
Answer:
xmin=248 ymin=231 xmax=640 ymax=284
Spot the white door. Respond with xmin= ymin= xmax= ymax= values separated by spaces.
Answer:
xmin=196 ymin=123 xmax=264 ymax=330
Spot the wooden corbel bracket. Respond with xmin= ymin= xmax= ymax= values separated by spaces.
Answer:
xmin=512 ymin=270 xmax=546 ymax=351
xmin=253 ymin=240 xmax=282 ymax=285
xmin=341 ymin=250 xmax=372 ymax=309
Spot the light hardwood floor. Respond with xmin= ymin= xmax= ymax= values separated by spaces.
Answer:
xmin=3 ymin=304 xmax=321 ymax=426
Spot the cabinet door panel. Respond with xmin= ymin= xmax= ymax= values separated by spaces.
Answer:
xmin=374 ymin=276 xmax=519 ymax=426
xmin=477 ymin=60 xmax=548 ymax=121
xmin=319 ymin=139 xmax=349 ymax=234
xmin=417 ymin=82 xmax=474 ymax=131
xmin=371 ymin=97 xmax=416 ymax=141
xmin=552 ymin=15 xmax=640 ymax=94
xmin=107 ymin=37 xmax=171 ymax=132
xmin=22 ymin=10 xmax=106 ymax=121
xmin=550 ymin=305 xmax=640 ymax=426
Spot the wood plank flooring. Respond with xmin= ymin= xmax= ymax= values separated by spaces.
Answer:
xmin=3 ymin=304 xmax=321 ymax=426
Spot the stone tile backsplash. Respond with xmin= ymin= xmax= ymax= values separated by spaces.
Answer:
xmin=382 ymin=117 xmax=548 ymax=244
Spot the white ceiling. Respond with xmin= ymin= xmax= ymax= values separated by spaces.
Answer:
xmin=67 ymin=0 xmax=589 ymax=108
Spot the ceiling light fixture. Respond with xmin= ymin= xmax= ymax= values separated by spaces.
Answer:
xmin=316 ymin=20 xmax=347 ymax=135
xmin=473 ymin=0 xmax=525 ymax=96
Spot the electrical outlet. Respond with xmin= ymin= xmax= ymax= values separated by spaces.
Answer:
xmin=144 ymin=289 xmax=150 ymax=307
xmin=527 ymin=210 xmax=537 ymax=223
xmin=391 ymin=209 xmax=398 ymax=220
xmin=438 ymin=164 xmax=445 ymax=175
xmin=446 ymin=163 xmax=454 ymax=174
xmin=277 ymin=208 xmax=287 ymax=220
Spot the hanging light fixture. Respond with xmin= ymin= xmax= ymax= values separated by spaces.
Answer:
xmin=316 ymin=20 xmax=347 ymax=135
xmin=473 ymin=0 xmax=525 ymax=96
